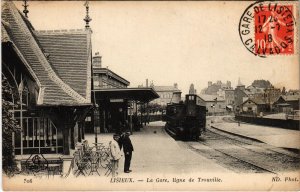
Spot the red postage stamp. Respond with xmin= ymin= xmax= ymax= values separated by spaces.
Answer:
xmin=254 ymin=4 xmax=294 ymax=55
xmin=239 ymin=1 xmax=296 ymax=57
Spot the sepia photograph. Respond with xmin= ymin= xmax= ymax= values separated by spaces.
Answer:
xmin=1 ymin=0 xmax=299 ymax=190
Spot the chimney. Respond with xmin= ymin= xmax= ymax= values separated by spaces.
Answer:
xmin=150 ymin=81 xmax=154 ymax=87
xmin=208 ymin=81 xmax=212 ymax=87
xmin=92 ymin=52 xmax=102 ymax=67
xmin=227 ymin=81 xmax=231 ymax=88
xmin=174 ymin=83 xmax=178 ymax=88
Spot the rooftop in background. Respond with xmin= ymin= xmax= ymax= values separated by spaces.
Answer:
xmin=93 ymin=67 xmax=130 ymax=87
xmin=280 ymin=95 xmax=300 ymax=101
xmin=92 ymin=52 xmax=130 ymax=87
xmin=241 ymin=98 xmax=267 ymax=105
xmin=201 ymin=80 xmax=232 ymax=95
xmin=153 ymin=85 xmax=181 ymax=93
xmin=198 ymin=94 xmax=225 ymax=102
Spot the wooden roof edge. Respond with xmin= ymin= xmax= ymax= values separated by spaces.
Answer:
xmin=7 ymin=2 xmax=88 ymax=104
xmin=37 ymin=102 xmax=93 ymax=107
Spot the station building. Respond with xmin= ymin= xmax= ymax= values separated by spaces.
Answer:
xmin=90 ymin=53 xmax=159 ymax=134
xmin=2 ymin=1 xmax=159 ymax=163
xmin=2 ymin=2 xmax=92 ymax=157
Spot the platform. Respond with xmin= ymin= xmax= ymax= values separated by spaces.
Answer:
xmin=83 ymin=121 xmax=232 ymax=177
xmin=211 ymin=122 xmax=300 ymax=150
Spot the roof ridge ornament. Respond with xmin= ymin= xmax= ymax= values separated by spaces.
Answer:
xmin=84 ymin=0 xmax=92 ymax=29
xmin=22 ymin=0 xmax=29 ymax=18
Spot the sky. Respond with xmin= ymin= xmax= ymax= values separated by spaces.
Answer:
xmin=15 ymin=1 xmax=299 ymax=95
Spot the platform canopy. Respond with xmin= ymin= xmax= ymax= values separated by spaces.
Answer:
xmin=92 ymin=88 xmax=159 ymax=103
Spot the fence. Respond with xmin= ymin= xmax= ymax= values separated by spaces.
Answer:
xmin=235 ymin=115 xmax=300 ymax=130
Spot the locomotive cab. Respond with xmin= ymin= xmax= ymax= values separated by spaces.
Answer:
xmin=164 ymin=94 xmax=207 ymax=141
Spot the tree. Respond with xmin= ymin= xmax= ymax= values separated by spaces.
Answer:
xmin=2 ymin=75 xmax=20 ymax=176
xmin=251 ymin=80 xmax=272 ymax=89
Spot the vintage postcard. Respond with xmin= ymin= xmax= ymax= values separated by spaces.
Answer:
xmin=2 ymin=0 xmax=299 ymax=191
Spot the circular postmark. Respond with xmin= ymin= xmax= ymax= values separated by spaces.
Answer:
xmin=239 ymin=1 xmax=296 ymax=57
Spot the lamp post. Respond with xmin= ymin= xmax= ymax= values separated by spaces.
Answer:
xmin=94 ymin=104 xmax=99 ymax=145
xmin=211 ymin=104 xmax=215 ymax=116
xmin=18 ymin=76 xmax=24 ymax=155
xmin=128 ymin=101 xmax=133 ymax=134
xmin=214 ymin=97 xmax=217 ymax=116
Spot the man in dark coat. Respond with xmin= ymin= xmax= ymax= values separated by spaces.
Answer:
xmin=122 ymin=132 xmax=134 ymax=173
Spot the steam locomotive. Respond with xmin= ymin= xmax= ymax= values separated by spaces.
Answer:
xmin=163 ymin=94 xmax=206 ymax=140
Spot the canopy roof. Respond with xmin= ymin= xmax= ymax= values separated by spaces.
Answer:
xmin=275 ymin=103 xmax=291 ymax=107
xmin=93 ymin=88 xmax=159 ymax=103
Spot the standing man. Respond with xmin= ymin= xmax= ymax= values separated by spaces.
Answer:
xmin=109 ymin=134 xmax=122 ymax=177
xmin=122 ymin=131 xmax=134 ymax=173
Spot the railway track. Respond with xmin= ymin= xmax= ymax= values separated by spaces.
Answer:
xmin=183 ymin=128 xmax=300 ymax=174
xmin=209 ymin=126 xmax=300 ymax=159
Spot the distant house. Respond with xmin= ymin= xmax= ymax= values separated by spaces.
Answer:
xmin=234 ymin=79 xmax=281 ymax=112
xmin=274 ymin=95 xmax=300 ymax=112
xmin=246 ymin=85 xmax=265 ymax=97
xmin=201 ymin=80 xmax=232 ymax=95
xmin=239 ymin=98 xmax=269 ymax=115
xmin=234 ymin=83 xmax=249 ymax=108
xmin=252 ymin=87 xmax=281 ymax=111
xmin=224 ymin=89 xmax=235 ymax=107
xmin=198 ymin=94 xmax=226 ymax=115
xmin=151 ymin=84 xmax=182 ymax=106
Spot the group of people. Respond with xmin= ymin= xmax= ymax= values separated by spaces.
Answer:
xmin=109 ymin=130 xmax=134 ymax=177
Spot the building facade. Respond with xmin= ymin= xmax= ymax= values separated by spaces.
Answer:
xmin=239 ymin=98 xmax=269 ymax=115
xmin=234 ymin=84 xmax=249 ymax=109
xmin=198 ymin=94 xmax=226 ymax=115
xmin=150 ymin=84 xmax=182 ymax=106
xmin=225 ymin=89 xmax=235 ymax=106
xmin=92 ymin=53 xmax=130 ymax=89
xmin=91 ymin=54 xmax=159 ymax=133
xmin=91 ymin=54 xmax=130 ymax=133
xmin=274 ymin=95 xmax=300 ymax=112
xmin=202 ymin=80 xmax=232 ymax=95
